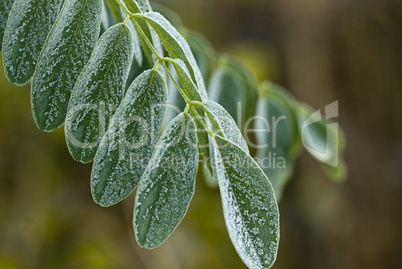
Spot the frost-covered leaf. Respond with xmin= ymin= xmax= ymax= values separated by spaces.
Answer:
xmin=2 ymin=0 xmax=62 ymax=85
xmin=170 ymin=58 xmax=202 ymax=102
xmin=65 ymin=23 xmax=134 ymax=163
xmin=209 ymin=56 xmax=257 ymax=127
xmin=202 ymin=100 xmax=249 ymax=188
xmin=0 ymin=0 xmax=14 ymax=53
xmin=204 ymin=100 xmax=248 ymax=154
xmin=212 ymin=135 xmax=279 ymax=269
xmin=134 ymin=113 xmax=198 ymax=249
xmin=136 ymin=12 xmax=208 ymax=100
xmin=91 ymin=69 xmax=167 ymax=206
xmin=124 ymin=0 xmax=152 ymax=13
xmin=31 ymin=0 xmax=102 ymax=132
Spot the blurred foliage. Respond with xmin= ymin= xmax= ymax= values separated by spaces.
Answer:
xmin=1 ymin=0 xmax=402 ymax=268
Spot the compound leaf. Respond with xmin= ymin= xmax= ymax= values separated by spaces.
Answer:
xmin=134 ymin=113 xmax=198 ymax=249
xmin=65 ymin=23 xmax=134 ymax=163
xmin=31 ymin=0 xmax=102 ymax=132
xmin=212 ymin=135 xmax=279 ymax=269
xmin=91 ymin=69 xmax=167 ymax=206
xmin=2 ymin=0 xmax=62 ymax=85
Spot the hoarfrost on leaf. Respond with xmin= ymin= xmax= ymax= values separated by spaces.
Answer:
xmin=64 ymin=22 xmax=134 ymax=163
xmin=204 ymin=100 xmax=249 ymax=154
xmin=2 ymin=0 xmax=62 ymax=85
xmin=0 ymin=0 xmax=14 ymax=53
xmin=91 ymin=69 xmax=167 ymax=206
xmin=31 ymin=0 xmax=102 ymax=132
xmin=212 ymin=135 xmax=280 ymax=269
xmin=134 ymin=113 xmax=198 ymax=249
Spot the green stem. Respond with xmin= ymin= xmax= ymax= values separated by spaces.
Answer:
xmin=113 ymin=0 xmax=213 ymax=136
xmin=114 ymin=0 xmax=131 ymax=15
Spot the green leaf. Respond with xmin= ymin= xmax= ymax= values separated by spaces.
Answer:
xmin=185 ymin=30 xmax=215 ymax=82
xmin=104 ymin=0 xmax=123 ymax=23
xmin=256 ymin=94 xmax=297 ymax=154
xmin=100 ymin=0 xmax=118 ymax=35
xmin=151 ymin=2 xmax=184 ymax=29
xmin=170 ymin=58 xmax=203 ymax=102
xmin=31 ymin=0 xmax=102 ymax=132
xmin=124 ymin=0 xmax=152 ymax=13
xmin=91 ymin=69 xmax=167 ymax=206
xmin=202 ymin=100 xmax=249 ymax=188
xmin=136 ymin=12 xmax=208 ymax=100
xmin=258 ymin=81 xmax=297 ymax=107
xmin=0 ymin=0 xmax=14 ymax=53
xmin=134 ymin=113 xmax=198 ymax=249
xmin=204 ymin=100 xmax=249 ymax=154
xmin=2 ymin=0 xmax=62 ymax=85
xmin=296 ymin=103 xmax=347 ymax=182
xmin=257 ymin=81 xmax=301 ymax=156
xmin=254 ymin=93 xmax=299 ymax=200
xmin=296 ymin=104 xmax=339 ymax=166
xmin=65 ymin=23 xmax=134 ymax=163
xmin=209 ymin=57 xmax=257 ymax=128
xmin=211 ymin=135 xmax=279 ymax=269
xmin=125 ymin=0 xmax=163 ymax=65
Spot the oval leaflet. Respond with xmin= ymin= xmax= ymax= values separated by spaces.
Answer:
xmin=2 ymin=0 xmax=62 ymax=85
xmin=134 ymin=113 xmax=198 ymax=249
xmin=91 ymin=69 xmax=168 ymax=207
xmin=65 ymin=22 xmax=134 ymax=163
xmin=212 ymin=135 xmax=280 ymax=269
xmin=31 ymin=0 xmax=103 ymax=132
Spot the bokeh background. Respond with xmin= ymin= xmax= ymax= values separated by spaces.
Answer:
xmin=1 ymin=0 xmax=402 ymax=268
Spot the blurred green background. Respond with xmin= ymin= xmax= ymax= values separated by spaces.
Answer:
xmin=1 ymin=0 xmax=402 ymax=268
